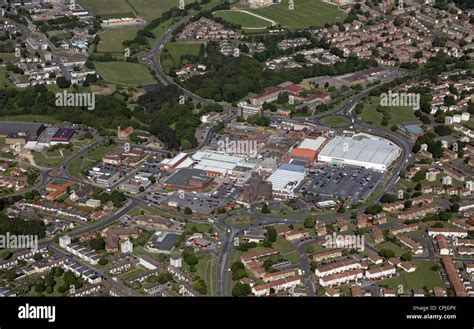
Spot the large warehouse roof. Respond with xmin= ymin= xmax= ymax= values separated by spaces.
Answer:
xmin=266 ymin=163 xmax=306 ymax=196
xmin=318 ymin=136 xmax=400 ymax=171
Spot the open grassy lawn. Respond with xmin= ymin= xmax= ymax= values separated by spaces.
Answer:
xmin=95 ymin=61 xmax=155 ymax=86
xmin=97 ymin=27 xmax=142 ymax=53
xmin=0 ymin=52 xmax=17 ymax=63
xmin=128 ymin=0 xmax=191 ymax=21
xmin=0 ymin=67 xmax=11 ymax=87
xmin=0 ymin=114 xmax=62 ymax=124
xmin=377 ymin=260 xmax=445 ymax=292
xmin=33 ymin=148 xmax=74 ymax=167
xmin=78 ymin=0 xmax=134 ymax=18
xmin=250 ymin=0 xmax=344 ymax=29
xmin=160 ymin=41 xmax=202 ymax=73
xmin=67 ymin=143 xmax=116 ymax=178
xmin=320 ymin=115 xmax=350 ymax=128
xmin=213 ymin=10 xmax=272 ymax=29
xmin=462 ymin=119 xmax=474 ymax=130
xmin=376 ymin=241 xmax=407 ymax=256
xmin=360 ymin=96 xmax=418 ymax=128
xmin=272 ymin=236 xmax=299 ymax=264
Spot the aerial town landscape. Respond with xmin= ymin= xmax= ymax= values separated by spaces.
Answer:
xmin=0 ymin=0 xmax=473 ymax=318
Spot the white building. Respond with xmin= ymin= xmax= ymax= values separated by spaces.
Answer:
xmin=170 ymin=255 xmax=183 ymax=268
xmin=428 ymin=228 xmax=468 ymax=238
xmin=318 ymin=135 xmax=401 ymax=171
xmin=319 ymin=269 xmax=364 ymax=287
xmin=59 ymin=235 xmax=71 ymax=248
xmin=120 ymin=240 xmax=133 ymax=253
xmin=315 ymin=259 xmax=362 ymax=277
xmin=266 ymin=163 xmax=306 ymax=198
xmin=365 ymin=265 xmax=396 ymax=279
xmin=252 ymin=276 xmax=301 ymax=296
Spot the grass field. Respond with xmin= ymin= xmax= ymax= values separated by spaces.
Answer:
xmin=377 ymin=260 xmax=445 ymax=292
xmin=0 ymin=114 xmax=62 ymax=124
xmin=97 ymin=27 xmax=142 ymax=53
xmin=128 ymin=0 xmax=187 ymax=21
xmin=320 ymin=115 xmax=350 ymax=128
xmin=0 ymin=52 xmax=17 ymax=63
xmin=360 ymin=96 xmax=418 ymax=128
xmin=160 ymin=41 xmax=202 ymax=73
xmin=376 ymin=241 xmax=407 ymax=257
xmin=95 ymin=61 xmax=156 ymax=86
xmin=0 ymin=67 xmax=11 ymax=88
xmin=78 ymin=0 xmax=134 ymax=18
xmin=213 ymin=10 xmax=273 ymax=29
xmin=249 ymin=0 xmax=344 ymax=29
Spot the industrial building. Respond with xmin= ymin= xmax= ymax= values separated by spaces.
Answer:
xmin=266 ymin=163 xmax=306 ymax=198
xmin=192 ymin=151 xmax=255 ymax=176
xmin=163 ymin=168 xmax=214 ymax=192
xmin=317 ymin=135 xmax=400 ymax=171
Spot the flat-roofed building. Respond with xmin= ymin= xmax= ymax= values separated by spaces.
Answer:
xmin=318 ymin=135 xmax=401 ymax=171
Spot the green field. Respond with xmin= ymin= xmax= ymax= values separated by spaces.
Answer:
xmin=160 ymin=41 xmax=202 ymax=73
xmin=320 ymin=115 xmax=350 ymax=128
xmin=80 ymin=0 xmax=198 ymax=20
xmin=95 ymin=61 xmax=156 ymax=86
xmin=0 ymin=67 xmax=11 ymax=88
xmin=376 ymin=241 xmax=407 ymax=257
xmin=0 ymin=52 xmax=16 ymax=63
xmin=250 ymin=0 xmax=344 ymax=29
xmin=33 ymin=148 xmax=74 ymax=167
xmin=377 ymin=260 xmax=445 ymax=292
xmin=0 ymin=115 xmax=62 ymax=124
xmin=97 ymin=27 xmax=142 ymax=53
xmin=360 ymin=96 xmax=418 ymax=128
xmin=213 ymin=10 xmax=273 ymax=29
xmin=78 ymin=0 xmax=134 ymax=18
xmin=128 ymin=0 xmax=190 ymax=21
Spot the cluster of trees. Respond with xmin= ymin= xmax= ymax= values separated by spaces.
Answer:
xmin=136 ymin=85 xmax=202 ymax=150
xmin=412 ymin=132 xmax=444 ymax=159
xmin=34 ymin=16 xmax=86 ymax=33
xmin=184 ymin=41 xmax=378 ymax=103
xmin=182 ymin=247 xmax=198 ymax=268
xmin=232 ymin=282 xmax=251 ymax=297
xmin=96 ymin=190 xmax=127 ymax=208
xmin=0 ymin=213 xmax=45 ymax=239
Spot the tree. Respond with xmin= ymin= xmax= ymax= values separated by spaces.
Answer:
xmin=232 ymin=282 xmax=251 ymax=297
xmin=193 ymin=279 xmax=207 ymax=295
xmin=266 ymin=226 xmax=277 ymax=242
xmin=56 ymin=77 xmax=71 ymax=89
xmin=304 ymin=217 xmax=315 ymax=228
xmin=261 ymin=203 xmax=270 ymax=214
xmin=35 ymin=283 xmax=46 ymax=293
xmin=89 ymin=237 xmax=105 ymax=251
xmin=400 ymin=252 xmax=412 ymax=261
xmin=98 ymin=257 xmax=108 ymax=266
xmin=184 ymin=207 xmax=193 ymax=215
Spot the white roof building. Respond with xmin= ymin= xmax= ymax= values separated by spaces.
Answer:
xmin=192 ymin=151 xmax=255 ymax=175
xmin=318 ymin=135 xmax=401 ymax=171
xmin=266 ymin=163 xmax=306 ymax=198
xmin=297 ymin=137 xmax=327 ymax=151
